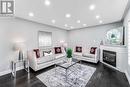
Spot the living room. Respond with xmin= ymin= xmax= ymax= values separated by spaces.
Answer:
xmin=0 ymin=0 xmax=130 ymax=87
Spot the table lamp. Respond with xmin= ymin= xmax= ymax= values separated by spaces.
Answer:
xmin=13 ymin=42 xmax=25 ymax=60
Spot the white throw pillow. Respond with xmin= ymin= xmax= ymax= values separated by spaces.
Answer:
xmin=44 ymin=52 xmax=52 ymax=56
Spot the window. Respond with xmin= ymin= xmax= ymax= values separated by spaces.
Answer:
xmin=128 ymin=21 xmax=130 ymax=65
xmin=38 ymin=31 xmax=52 ymax=47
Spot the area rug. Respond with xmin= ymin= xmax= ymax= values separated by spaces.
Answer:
xmin=37 ymin=63 xmax=96 ymax=87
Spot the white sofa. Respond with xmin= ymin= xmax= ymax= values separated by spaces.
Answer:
xmin=73 ymin=48 xmax=99 ymax=63
xmin=28 ymin=47 xmax=66 ymax=71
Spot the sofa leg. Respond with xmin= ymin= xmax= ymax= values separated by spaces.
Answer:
xmin=80 ymin=60 xmax=82 ymax=64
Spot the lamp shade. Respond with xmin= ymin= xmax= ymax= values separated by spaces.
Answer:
xmin=13 ymin=42 xmax=25 ymax=51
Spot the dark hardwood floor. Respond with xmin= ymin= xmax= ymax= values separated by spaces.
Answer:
xmin=0 ymin=61 xmax=129 ymax=87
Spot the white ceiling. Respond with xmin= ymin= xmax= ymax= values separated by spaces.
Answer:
xmin=15 ymin=0 xmax=128 ymax=30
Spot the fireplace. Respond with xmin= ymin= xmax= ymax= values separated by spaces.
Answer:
xmin=103 ymin=50 xmax=116 ymax=67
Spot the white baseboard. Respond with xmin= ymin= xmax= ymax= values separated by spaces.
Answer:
xmin=101 ymin=61 xmax=123 ymax=72
xmin=0 ymin=69 xmax=11 ymax=76
xmin=0 ymin=66 xmax=24 ymax=76
xmin=125 ymin=70 xmax=130 ymax=85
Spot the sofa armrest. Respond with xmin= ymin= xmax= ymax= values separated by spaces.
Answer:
xmin=94 ymin=48 xmax=100 ymax=60
xmin=27 ymin=51 xmax=37 ymax=70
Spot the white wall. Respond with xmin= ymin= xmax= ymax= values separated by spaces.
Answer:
xmin=0 ymin=16 xmax=126 ymax=76
xmin=0 ymin=17 xmax=68 ymax=74
xmin=123 ymin=7 xmax=130 ymax=80
xmin=68 ymin=22 xmax=122 ymax=53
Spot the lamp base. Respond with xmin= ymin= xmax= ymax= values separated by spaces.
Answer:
xmin=18 ymin=50 xmax=23 ymax=61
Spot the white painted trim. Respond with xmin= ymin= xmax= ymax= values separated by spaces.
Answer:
xmin=101 ymin=61 xmax=123 ymax=72
xmin=0 ymin=66 xmax=24 ymax=76
xmin=125 ymin=70 xmax=130 ymax=85
xmin=0 ymin=69 xmax=11 ymax=76
xmin=100 ymin=45 xmax=127 ymax=72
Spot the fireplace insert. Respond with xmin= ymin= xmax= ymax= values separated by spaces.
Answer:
xmin=103 ymin=50 xmax=116 ymax=67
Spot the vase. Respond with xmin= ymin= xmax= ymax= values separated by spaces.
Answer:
xmin=67 ymin=58 xmax=72 ymax=63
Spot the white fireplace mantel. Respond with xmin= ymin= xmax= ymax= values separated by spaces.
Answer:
xmin=100 ymin=45 xmax=127 ymax=72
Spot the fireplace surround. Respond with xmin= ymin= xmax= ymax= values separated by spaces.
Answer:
xmin=100 ymin=45 xmax=127 ymax=72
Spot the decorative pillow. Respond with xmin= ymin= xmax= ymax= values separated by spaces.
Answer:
xmin=90 ymin=47 xmax=97 ymax=54
xmin=33 ymin=49 xmax=40 ymax=58
xmin=54 ymin=47 xmax=62 ymax=54
xmin=75 ymin=46 xmax=82 ymax=53
xmin=43 ymin=50 xmax=52 ymax=56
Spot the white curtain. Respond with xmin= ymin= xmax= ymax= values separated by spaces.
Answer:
xmin=39 ymin=31 xmax=52 ymax=47
xmin=128 ymin=22 xmax=130 ymax=65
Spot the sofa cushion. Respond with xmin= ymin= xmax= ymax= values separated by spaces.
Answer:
xmin=55 ymin=54 xmax=66 ymax=59
xmin=33 ymin=49 xmax=40 ymax=58
xmin=82 ymin=53 xmax=95 ymax=58
xmin=73 ymin=52 xmax=82 ymax=56
xmin=75 ymin=46 xmax=82 ymax=53
xmin=90 ymin=47 xmax=97 ymax=54
xmin=37 ymin=55 xmax=54 ymax=64
xmin=54 ymin=47 xmax=62 ymax=54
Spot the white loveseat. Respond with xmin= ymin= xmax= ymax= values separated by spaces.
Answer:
xmin=73 ymin=48 xmax=99 ymax=63
xmin=28 ymin=47 xmax=66 ymax=71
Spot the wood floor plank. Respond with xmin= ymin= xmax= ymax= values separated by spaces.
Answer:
xmin=0 ymin=62 xmax=129 ymax=87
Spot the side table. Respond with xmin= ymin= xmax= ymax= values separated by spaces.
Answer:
xmin=11 ymin=58 xmax=30 ymax=77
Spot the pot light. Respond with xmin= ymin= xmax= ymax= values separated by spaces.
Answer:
xmin=45 ymin=0 xmax=50 ymax=6
xmin=99 ymin=20 xmax=103 ymax=24
xmin=89 ymin=4 xmax=95 ymax=10
xmin=64 ymin=24 xmax=68 ymax=27
xmin=70 ymin=26 xmax=74 ymax=29
xmin=83 ymin=24 xmax=87 ymax=26
xmin=65 ymin=14 xmax=71 ymax=18
xmin=96 ymin=15 xmax=100 ymax=19
xmin=52 ymin=19 xmax=56 ymax=24
xmin=77 ymin=20 xmax=81 ymax=23
xmin=28 ymin=12 xmax=34 ymax=17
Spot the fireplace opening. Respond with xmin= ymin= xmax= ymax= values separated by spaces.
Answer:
xmin=103 ymin=50 xmax=116 ymax=67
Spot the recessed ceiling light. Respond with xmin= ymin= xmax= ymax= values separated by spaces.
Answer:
xmin=64 ymin=24 xmax=68 ymax=27
xmin=96 ymin=15 xmax=100 ymax=19
xmin=83 ymin=24 xmax=87 ymax=26
xmin=65 ymin=14 xmax=71 ymax=18
xmin=28 ymin=12 xmax=34 ymax=17
xmin=52 ymin=19 xmax=56 ymax=24
xmin=77 ymin=20 xmax=81 ymax=23
xmin=45 ymin=0 xmax=50 ymax=6
xmin=70 ymin=26 xmax=74 ymax=29
xmin=89 ymin=4 xmax=96 ymax=10
xmin=99 ymin=20 xmax=103 ymax=24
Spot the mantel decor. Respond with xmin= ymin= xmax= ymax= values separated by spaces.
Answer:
xmin=105 ymin=27 xmax=125 ymax=45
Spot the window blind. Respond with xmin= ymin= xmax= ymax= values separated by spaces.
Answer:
xmin=38 ymin=31 xmax=52 ymax=47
